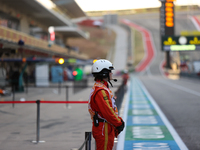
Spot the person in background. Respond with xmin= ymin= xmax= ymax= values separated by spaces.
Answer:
xmin=10 ymin=65 xmax=20 ymax=92
xmin=122 ymin=70 xmax=129 ymax=86
xmin=88 ymin=59 xmax=124 ymax=150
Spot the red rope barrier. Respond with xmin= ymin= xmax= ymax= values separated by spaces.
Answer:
xmin=0 ymin=101 xmax=88 ymax=104
xmin=41 ymin=101 xmax=88 ymax=104
xmin=0 ymin=101 xmax=36 ymax=104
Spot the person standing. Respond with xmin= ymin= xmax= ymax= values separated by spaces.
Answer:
xmin=122 ymin=70 xmax=129 ymax=86
xmin=88 ymin=59 xmax=124 ymax=150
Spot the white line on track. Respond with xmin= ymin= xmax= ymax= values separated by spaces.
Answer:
xmin=156 ymin=79 xmax=200 ymax=97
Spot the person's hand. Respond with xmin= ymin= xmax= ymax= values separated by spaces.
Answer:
xmin=116 ymin=119 xmax=125 ymax=134
xmin=114 ymin=128 xmax=119 ymax=138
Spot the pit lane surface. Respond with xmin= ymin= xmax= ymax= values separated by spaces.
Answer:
xmin=119 ymin=11 xmax=200 ymax=150
xmin=117 ymin=76 xmax=188 ymax=150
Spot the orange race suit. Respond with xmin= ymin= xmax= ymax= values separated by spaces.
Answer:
xmin=88 ymin=80 xmax=124 ymax=150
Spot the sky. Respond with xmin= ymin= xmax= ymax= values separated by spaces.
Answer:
xmin=37 ymin=0 xmax=200 ymax=12
xmin=75 ymin=0 xmax=200 ymax=12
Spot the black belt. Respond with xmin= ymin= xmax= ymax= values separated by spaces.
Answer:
xmin=98 ymin=118 xmax=106 ymax=122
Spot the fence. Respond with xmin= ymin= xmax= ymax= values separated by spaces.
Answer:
xmin=7 ymin=80 xmax=124 ymax=107
xmin=0 ymin=100 xmax=92 ymax=150
xmin=0 ymin=81 xmax=126 ymax=150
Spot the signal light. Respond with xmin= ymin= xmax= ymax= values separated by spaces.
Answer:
xmin=58 ymin=58 xmax=64 ymax=64
xmin=165 ymin=7 xmax=173 ymax=12
xmin=166 ymin=0 xmax=175 ymax=2
xmin=93 ymin=59 xmax=98 ymax=64
xmin=73 ymin=71 xmax=78 ymax=76
xmin=165 ymin=2 xmax=174 ymax=27
xmin=165 ymin=2 xmax=173 ymax=7
xmin=55 ymin=58 xmax=64 ymax=64
xmin=166 ymin=17 xmax=173 ymax=21
xmin=22 ymin=58 xmax=26 ymax=62
xmin=166 ymin=22 xmax=174 ymax=27
xmin=165 ymin=12 xmax=174 ymax=17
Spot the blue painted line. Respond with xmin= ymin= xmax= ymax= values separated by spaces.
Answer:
xmin=117 ymin=77 xmax=188 ymax=150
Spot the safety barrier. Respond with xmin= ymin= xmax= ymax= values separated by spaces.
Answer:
xmin=78 ymin=132 xmax=92 ymax=150
xmin=1 ymin=82 xmax=126 ymax=149
xmin=8 ymin=84 xmax=121 ymax=106
xmin=8 ymin=84 xmax=90 ymax=108
xmin=0 ymin=100 xmax=92 ymax=149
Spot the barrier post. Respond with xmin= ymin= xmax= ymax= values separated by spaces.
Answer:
xmin=36 ymin=100 xmax=40 ymax=143
xmin=58 ymin=82 xmax=61 ymax=94
xmin=12 ymin=86 xmax=15 ymax=108
xmin=66 ymin=86 xmax=69 ymax=108
xmin=85 ymin=132 xmax=91 ymax=150
xmin=32 ymin=100 xmax=45 ymax=144
xmin=26 ymin=80 xmax=28 ymax=94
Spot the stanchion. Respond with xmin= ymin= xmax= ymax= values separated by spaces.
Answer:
xmin=77 ymin=131 xmax=92 ymax=150
xmin=58 ymin=82 xmax=61 ymax=94
xmin=85 ymin=132 xmax=91 ymax=150
xmin=0 ymin=100 xmax=88 ymax=145
xmin=66 ymin=86 xmax=70 ymax=108
xmin=12 ymin=86 xmax=15 ymax=108
xmin=32 ymin=100 xmax=45 ymax=144
xmin=26 ymin=81 xmax=28 ymax=94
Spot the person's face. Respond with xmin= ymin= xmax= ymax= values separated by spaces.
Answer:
xmin=109 ymin=71 xmax=113 ymax=80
